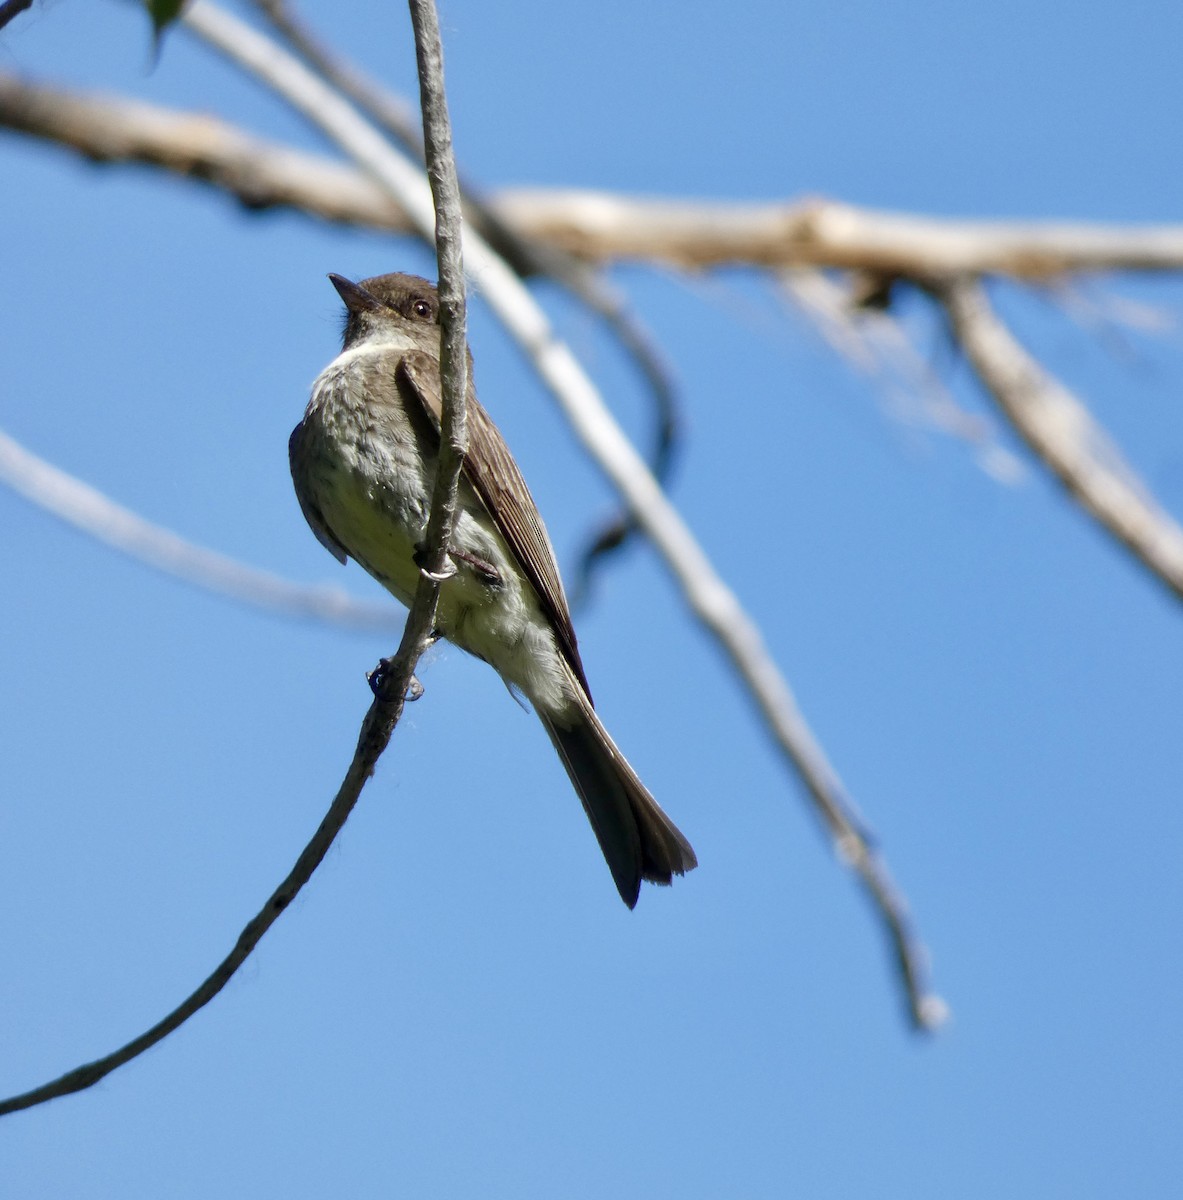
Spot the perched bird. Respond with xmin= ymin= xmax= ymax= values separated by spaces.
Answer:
xmin=289 ymin=272 xmax=697 ymax=907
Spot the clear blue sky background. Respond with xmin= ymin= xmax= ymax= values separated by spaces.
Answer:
xmin=3 ymin=1 xmax=1182 ymax=1196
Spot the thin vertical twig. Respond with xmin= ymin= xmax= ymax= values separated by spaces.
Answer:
xmin=249 ymin=0 xmax=682 ymax=588
xmin=406 ymin=0 xmax=467 ymax=579
xmin=0 ymin=0 xmax=471 ymax=1116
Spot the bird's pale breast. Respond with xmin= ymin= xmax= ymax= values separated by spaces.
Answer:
xmin=296 ymin=343 xmax=574 ymax=717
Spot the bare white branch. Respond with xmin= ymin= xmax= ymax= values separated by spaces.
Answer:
xmin=250 ymin=0 xmax=424 ymax=152
xmin=0 ymin=72 xmax=414 ymax=231
xmin=5 ymin=72 xmax=1183 ymax=281
xmin=0 ymin=426 xmax=399 ymax=631
xmin=494 ymin=189 xmax=1183 ymax=276
xmin=938 ymin=277 xmax=1183 ymax=600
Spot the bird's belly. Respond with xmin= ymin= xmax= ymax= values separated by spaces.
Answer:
xmin=369 ymin=521 xmax=569 ymax=714
xmin=312 ymin=453 xmax=427 ymax=609
xmin=303 ymin=365 xmax=572 ymax=715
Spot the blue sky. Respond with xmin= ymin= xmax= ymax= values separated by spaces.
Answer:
xmin=3 ymin=1 xmax=1182 ymax=1196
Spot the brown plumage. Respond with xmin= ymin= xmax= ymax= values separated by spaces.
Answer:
xmin=289 ymin=272 xmax=696 ymax=906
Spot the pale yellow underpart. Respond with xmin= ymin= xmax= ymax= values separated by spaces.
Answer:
xmin=305 ymin=339 xmax=576 ymax=720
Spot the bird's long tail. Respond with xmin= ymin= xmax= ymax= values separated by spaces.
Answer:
xmin=539 ymin=677 xmax=697 ymax=908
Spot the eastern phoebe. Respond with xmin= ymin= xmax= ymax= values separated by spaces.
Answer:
xmin=289 ymin=272 xmax=697 ymax=907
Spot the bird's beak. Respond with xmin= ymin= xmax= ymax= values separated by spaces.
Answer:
xmin=328 ymin=273 xmax=383 ymax=314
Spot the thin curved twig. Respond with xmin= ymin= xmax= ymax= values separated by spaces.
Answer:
xmin=0 ymin=0 xmax=35 ymax=34
xmin=567 ymin=296 xmax=680 ymax=608
xmin=181 ymin=0 xmax=944 ymax=1029
xmin=0 ymin=426 xmax=400 ymax=631
xmin=567 ymin=273 xmax=681 ymax=610
xmin=0 ymin=0 xmax=469 ymax=1115
xmin=935 ymin=275 xmax=1183 ymax=600
xmin=0 ymin=693 xmax=398 ymax=1115
xmin=251 ymin=0 xmax=422 ymax=147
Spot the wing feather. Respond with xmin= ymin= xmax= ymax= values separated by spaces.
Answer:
xmin=397 ymin=350 xmax=591 ymax=698
xmin=288 ymin=421 xmax=349 ymax=564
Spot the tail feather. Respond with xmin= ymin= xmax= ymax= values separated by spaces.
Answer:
xmin=540 ymin=690 xmax=697 ymax=908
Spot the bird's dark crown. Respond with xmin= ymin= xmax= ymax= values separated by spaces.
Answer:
xmin=333 ymin=271 xmax=440 ymax=348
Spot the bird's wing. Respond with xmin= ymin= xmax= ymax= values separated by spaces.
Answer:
xmin=398 ymin=349 xmax=591 ymax=698
xmin=288 ymin=421 xmax=349 ymax=564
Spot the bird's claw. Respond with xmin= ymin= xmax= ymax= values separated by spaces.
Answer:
xmin=412 ymin=542 xmax=457 ymax=582
xmin=366 ymin=658 xmax=424 ymax=702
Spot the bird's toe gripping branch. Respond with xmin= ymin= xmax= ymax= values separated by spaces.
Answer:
xmin=367 ymin=658 xmax=425 ymax=702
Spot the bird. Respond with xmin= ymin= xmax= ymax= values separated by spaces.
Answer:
xmin=289 ymin=271 xmax=697 ymax=907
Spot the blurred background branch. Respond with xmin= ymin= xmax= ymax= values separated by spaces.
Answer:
xmin=0 ymin=426 xmax=401 ymax=631
xmin=5 ymin=74 xmax=1183 ymax=274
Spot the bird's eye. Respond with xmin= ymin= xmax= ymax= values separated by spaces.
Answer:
xmin=412 ymin=299 xmax=433 ymax=319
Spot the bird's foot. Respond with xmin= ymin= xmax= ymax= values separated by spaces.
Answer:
xmin=412 ymin=542 xmax=457 ymax=582
xmin=413 ymin=541 xmax=500 ymax=586
xmin=366 ymin=657 xmax=425 ymax=702
xmin=448 ymin=548 xmax=502 ymax=586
